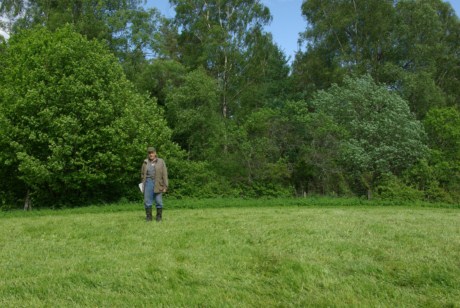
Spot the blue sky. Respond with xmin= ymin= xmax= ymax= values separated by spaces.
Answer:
xmin=147 ymin=0 xmax=460 ymax=63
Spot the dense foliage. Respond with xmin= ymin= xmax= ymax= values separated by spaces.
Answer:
xmin=0 ymin=26 xmax=178 ymax=207
xmin=312 ymin=75 xmax=427 ymax=199
xmin=0 ymin=0 xmax=459 ymax=208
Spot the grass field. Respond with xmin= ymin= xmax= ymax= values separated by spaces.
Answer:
xmin=1 ymin=200 xmax=459 ymax=307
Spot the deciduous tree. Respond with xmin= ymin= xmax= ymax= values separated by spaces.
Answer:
xmin=170 ymin=0 xmax=272 ymax=118
xmin=165 ymin=68 xmax=222 ymax=161
xmin=312 ymin=75 xmax=427 ymax=199
xmin=294 ymin=0 xmax=460 ymax=117
xmin=0 ymin=26 xmax=175 ymax=207
xmin=1 ymin=0 xmax=166 ymax=77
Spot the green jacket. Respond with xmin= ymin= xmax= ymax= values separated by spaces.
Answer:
xmin=141 ymin=157 xmax=168 ymax=193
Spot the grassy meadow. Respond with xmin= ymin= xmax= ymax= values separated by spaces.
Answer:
xmin=0 ymin=199 xmax=459 ymax=307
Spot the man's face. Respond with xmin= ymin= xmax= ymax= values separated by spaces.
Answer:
xmin=148 ymin=151 xmax=157 ymax=160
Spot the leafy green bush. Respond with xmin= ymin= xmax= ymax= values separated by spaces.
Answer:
xmin=0 ymin=26 xmax=176 ymax=208
xmin=168 ymin=159 xmax=236 ymax=199
xmin=404 ymin=159 xmax=457 ymax=204
xmin=312 ymin=75 xmax=427 ymax=199
xmin=376 ymin=175 xmax=424 ymax=202
xmin=376 ymin=173 xmax=455 ymax=204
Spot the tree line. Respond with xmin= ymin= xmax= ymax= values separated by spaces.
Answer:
xmin=0 ymin=0 xmax=459 ymax=208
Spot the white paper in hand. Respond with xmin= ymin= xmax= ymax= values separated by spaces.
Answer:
xmin=138 ymin=183 xmax=143 ymax=193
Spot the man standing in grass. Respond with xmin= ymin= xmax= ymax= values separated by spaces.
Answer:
xmin=141 ymin=147 xmax=168 ymax=222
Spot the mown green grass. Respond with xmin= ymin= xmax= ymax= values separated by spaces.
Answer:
xmin=1 ymin=201 xmax=459 ymax=307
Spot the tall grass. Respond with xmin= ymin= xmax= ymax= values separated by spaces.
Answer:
xmin=1 ymin=203 xmax=459 ymax=306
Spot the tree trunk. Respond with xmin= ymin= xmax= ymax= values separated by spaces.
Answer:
xmin=24 ymin=190 xmax=32 ymax=211
xmin=361 ymin=172 xmax=374 ymax=200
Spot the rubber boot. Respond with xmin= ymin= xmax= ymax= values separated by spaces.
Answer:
xmin=156 ymin=208 xmax=162 ymax=222
xmin=146 ymin=208 xmax=152 ymax=222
